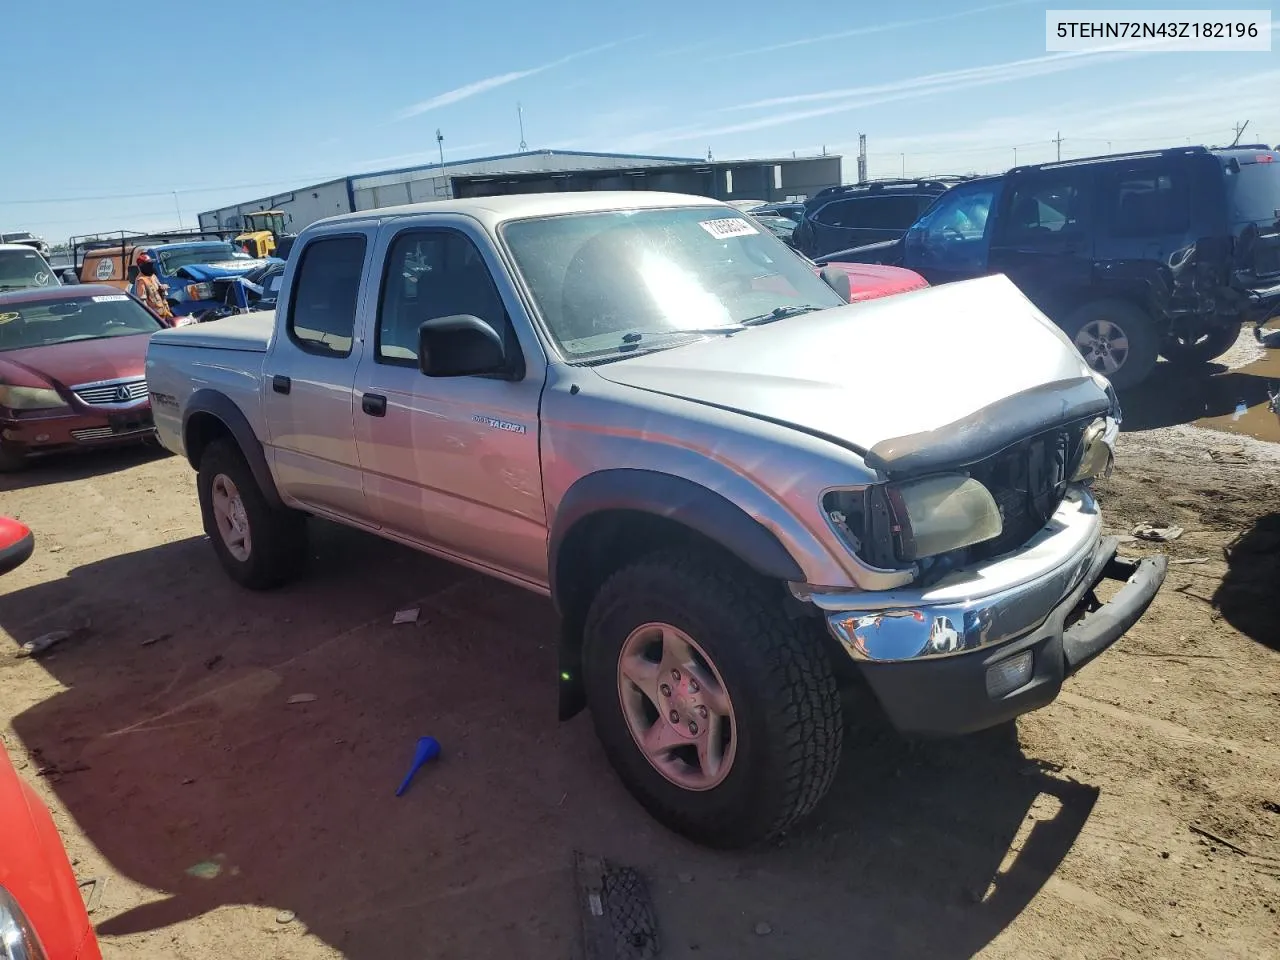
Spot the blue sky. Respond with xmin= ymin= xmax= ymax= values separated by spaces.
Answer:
xmin=3 ymin=0 xmax=1276 ymax=241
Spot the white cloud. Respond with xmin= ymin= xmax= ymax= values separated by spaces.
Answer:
xmin=719 ymin=0 xmax=1041 ymax=59
xmin=394 ymin=37 xmax=639 ymax=121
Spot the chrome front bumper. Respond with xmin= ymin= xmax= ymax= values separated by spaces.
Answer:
xmin=812 ymin=488 xmax=1104 ymax=663
xmin=802 ymin=488 xmax=1167 ymax=735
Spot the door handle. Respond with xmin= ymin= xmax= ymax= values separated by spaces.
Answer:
xmin=362 ymin=393 xmax=387 ymax=417
xmin=271 ymin=374 xmax=291 ymax=395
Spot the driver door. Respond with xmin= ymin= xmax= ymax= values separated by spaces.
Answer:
xmin=902 ymin=180 xmax=1004 ymax=286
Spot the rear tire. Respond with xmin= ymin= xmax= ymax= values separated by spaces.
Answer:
xmin=582 ymin=549 xmax=842 ymax=848
xmin=1061 ymin=299 xmax=1160 ymax=390
xmin=1160 ymin=321 xmax=1242 ymax=367
xmin=196 ymin=439 xmax=306 ymax=589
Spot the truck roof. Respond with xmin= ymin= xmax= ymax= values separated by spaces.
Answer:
xmin=315 ymin=191 xmax=728 ymax=230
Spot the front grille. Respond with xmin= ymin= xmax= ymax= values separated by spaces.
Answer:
xmin=72 ymin=378 xmax=147 ymax=406
xmin=966 ymin=421 xmax=1087 ymax=561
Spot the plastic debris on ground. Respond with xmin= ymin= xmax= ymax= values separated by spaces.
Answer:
xmin=395 ymin=736 xmax=441 ymax=796
xmin=17 ymin=629 xmax=73 ymax=658
xmin=286 ymin=693 xmax=318 ymax=704
xmin=392 ymin=606 xmax=420 ymax=625
xmin=1132 ymin=522 xmax=1184 ymax=543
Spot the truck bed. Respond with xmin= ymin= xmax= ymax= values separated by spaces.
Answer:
xmin=147 ymin=312 xmax=275 ymax=459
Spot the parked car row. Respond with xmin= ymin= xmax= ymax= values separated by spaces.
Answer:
xmin=819 ymin=145 xmax=1280 ymax=387
xmin=143 ymin=190 xmax=1165 ymax=849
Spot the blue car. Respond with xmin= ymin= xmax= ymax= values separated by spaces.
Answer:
xmin=133 ymin=240 xmax=269 ymax=317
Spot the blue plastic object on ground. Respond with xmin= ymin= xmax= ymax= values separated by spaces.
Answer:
xmin=395 ymin=736 xmax=441 ymax=796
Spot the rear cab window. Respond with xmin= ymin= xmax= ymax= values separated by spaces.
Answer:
xmin=1102 ymin=162 xmax=1191 ymax=237
xmin=286 ymin=236 xmax=368 ymax=357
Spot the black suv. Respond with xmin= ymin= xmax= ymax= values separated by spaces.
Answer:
xmin=791 ymin=178 xmax=967 ymax=259
xmin=822 ymin=146 xmax=1280 ymax=388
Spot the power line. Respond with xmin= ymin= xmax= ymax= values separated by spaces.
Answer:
xmin=0 ymin=171 xmax=350 ymax=206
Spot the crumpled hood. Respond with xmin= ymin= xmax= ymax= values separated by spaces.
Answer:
xmin=176 ymin=259 xmax=267 ymax=281
xmin=590 ymin=274 xmax=1102 ymax=456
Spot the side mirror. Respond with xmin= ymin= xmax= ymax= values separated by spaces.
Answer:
xmin=818 ymin=265 xmax=853 ymax=302
xmin=418 ymin=314 xmax=506 ymax=377
xmin=59 ymin=268 xmax=80 ymax=285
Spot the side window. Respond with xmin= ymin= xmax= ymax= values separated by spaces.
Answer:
xmin=855 ymin=195 xmax=926 ymax=230
xmin=287 ymin=235 xmax=367 ymax=357
xmin=917 ymin=183 xmax=997 ymax=242
xmin=376 ymin=229 xmax=508 ymax=365
xmin=1107 ymin=165 xmax=1190 ymax=237
xmin=814 ymin=198 xmax=861 ymax=227
xmin=1000 ymin=173 xmax=1091 ymax=240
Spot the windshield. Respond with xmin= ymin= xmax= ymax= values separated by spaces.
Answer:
xmin=0 ymin=249 xmax=56 ymax=290
xmin=2 ymin=233 xmax=35 ymax=243
xmin=501 ymin=207 xmax=844 ymax=360
xmin=156 ymin=244 xmax=246 ymax=273
xmin=0 ymin=293 xmax=161 ymax=351
xmin=1225 ymin=156 xmax=1280 ymax=225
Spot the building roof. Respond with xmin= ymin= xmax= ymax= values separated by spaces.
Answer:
xmin=314 ymin=190 xmax=728 ymax=229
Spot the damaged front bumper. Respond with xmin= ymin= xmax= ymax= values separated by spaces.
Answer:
xmin=805 ymin=489 xmax=1167 ymax=734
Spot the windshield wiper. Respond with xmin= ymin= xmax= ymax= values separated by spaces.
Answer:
xmin=614 ymin=325 xmax=745 ymax=349
xmin=741 ymin=304 xmax=825 ymax=326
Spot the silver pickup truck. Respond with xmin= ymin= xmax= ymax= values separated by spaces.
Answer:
xmin=146 ymin=192 xmax=1167 ymax=848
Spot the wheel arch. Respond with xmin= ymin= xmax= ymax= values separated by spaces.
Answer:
xmin=183 ymin=390 xmax=283 ymax=509
xmin=549 ymin=469 xmax=805 ymax=720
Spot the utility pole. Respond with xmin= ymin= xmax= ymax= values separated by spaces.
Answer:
xmin=172 ymin=191 xmax=184 ymax=230
xmin=1230 ymin=120 xmax=1249 ymax=146
xmin=900 ymin=153 xmax=905 ymax=178
xmin=518 ymin=103 xmax=527 ymax=151
xmin=1013 ymin=146 xmax=1018 ymax=167
xmin=857 ymin=133 xmax=867 ymax=183
xmin=436 ymin=129 xmax=444 ymax=165
xmin=1052 ymin=131 xmax=1064 ymax=161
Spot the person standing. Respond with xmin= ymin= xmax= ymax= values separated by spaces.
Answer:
xmin=132 ymin=253 xmax=173 ymax=322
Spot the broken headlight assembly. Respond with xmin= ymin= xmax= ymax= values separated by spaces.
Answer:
xmin=824 ymin=473 xmax=1003 ymax=570
xmin=1068 ymin=417 xmax=1115 ymax=482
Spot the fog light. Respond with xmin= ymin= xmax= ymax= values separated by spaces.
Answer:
xmin=985 ymin=650 xmax=1033 ymax=698
xmin=34 ymin=434 xmax=50 ymax=442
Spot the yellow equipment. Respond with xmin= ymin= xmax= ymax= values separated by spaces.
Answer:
xmin=234 ymin=211 xmax=289 ymax=259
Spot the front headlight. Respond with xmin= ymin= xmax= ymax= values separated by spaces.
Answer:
xmin=1069 ymin=417 xmax=1116 ymax=482
xmin=184 ymin=282 xmax=215 ymax=301
xmin=0 ymin=385 xmax=68 ymax=412
xmin=883 ymin=474 xmax=1003 ymax=562
xmin=0 ymin=886 xmax=48 ymax=960
xmin=826 ymin=472 xmax=1004 ymax=569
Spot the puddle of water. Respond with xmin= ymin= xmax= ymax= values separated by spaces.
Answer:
xmin=1194 ymin=342 xmax=1280 ymax=443
xmin=1120 ymin=330 xmax=1280 ymax=443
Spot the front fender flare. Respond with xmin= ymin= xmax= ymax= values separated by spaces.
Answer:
xmin=549 ymin=469 xmax=805 ymax=610
xmin=182 ymin=390 xmax=283 ymax=509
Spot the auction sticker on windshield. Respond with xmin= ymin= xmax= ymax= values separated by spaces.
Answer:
xmin=699 ymin=218 xmax=759 ymax=239
xmin=92 ymin=295 xmax=129 ymax=303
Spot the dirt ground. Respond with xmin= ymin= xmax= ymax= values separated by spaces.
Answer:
xmin=3 ymin=348 xmax=1280 ymax=959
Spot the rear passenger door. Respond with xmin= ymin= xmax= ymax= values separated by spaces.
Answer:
xmin=989 ymin=169 xmax=1096 ymax=315
xmin=261 ymin=226 xmax=377 ymax=522
xmin=352 ymin=217 xmax=548 ymax=585
xmin=1093 ymin=159 xmax=1194 ymax=279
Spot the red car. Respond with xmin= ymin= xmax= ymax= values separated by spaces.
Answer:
xmin=0 ymin=285 xmax=166 ymax=472
xmin=818 ymin=261 xmax=929 ymax=301
xmin=0 ymin=515 xmax=103 ymax=959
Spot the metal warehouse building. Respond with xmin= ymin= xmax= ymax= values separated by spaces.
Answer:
xmin=198 ymin=149 xmax=842 ymax=233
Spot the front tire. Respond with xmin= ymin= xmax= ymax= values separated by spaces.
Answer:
xmin=196 ymin=439 xmax=306 ymax=589
xmin=1160 ymin=321 xmax=1242 ymax=367
xmin=582 ymin=550 xmax=842 ymax=848
xmin=1061 ymin=299 xmax=1160 ymax=390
